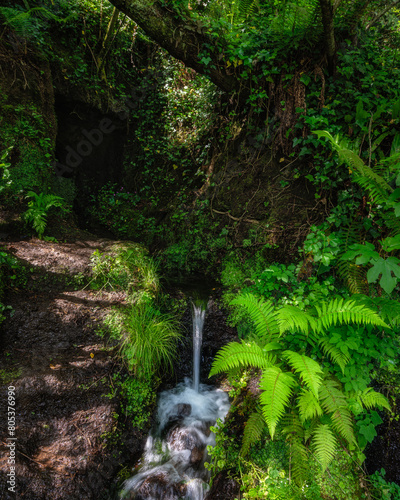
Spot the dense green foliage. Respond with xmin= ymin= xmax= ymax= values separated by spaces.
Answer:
xmin=1 ymin=0 xmax=400 ymax=497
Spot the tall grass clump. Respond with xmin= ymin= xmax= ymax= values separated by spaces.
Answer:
xmin=103 ymin=302 xmax=182 ymax=380
xmin=121 ymin=303 xmax=181 ymax=380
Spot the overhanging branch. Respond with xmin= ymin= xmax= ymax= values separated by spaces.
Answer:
xmin=107 ymin=0 xmax=242 ymax=95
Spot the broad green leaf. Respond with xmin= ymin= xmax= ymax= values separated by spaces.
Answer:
xmin=381 ymin=234 xmax=400 ymax=252
xmin=341 ymin=242 xmax=379 ymax=265
xmin=367 ymin=257 xmax=400 ymax=294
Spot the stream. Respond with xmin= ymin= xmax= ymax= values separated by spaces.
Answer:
xmin=119 ymin=301 xmax=231 ymax=500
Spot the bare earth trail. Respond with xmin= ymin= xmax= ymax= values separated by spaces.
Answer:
xmin=0 ymin=236 xmax=144 ymax=500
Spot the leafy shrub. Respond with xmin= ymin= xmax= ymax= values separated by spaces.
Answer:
xmin=90 ymin=245 xmax=159 ymax=298
xmin=210 ymin=293 xmax=391 ymax=480
xmin=369 ymin=469 xmax=400 ymax=500
xmin=108 ymin=374 xmax=156 ymax=430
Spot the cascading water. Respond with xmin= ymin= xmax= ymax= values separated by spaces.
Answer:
xmin=192 ymin=302 xmax=206 ymax=392
xmin=119 ymin=299 xmax=230 ymax=500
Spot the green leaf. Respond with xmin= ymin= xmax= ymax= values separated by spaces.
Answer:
xmin=342 ymin=242 xmax=379 ymax=265
xmin=282 ymin=350 xmax=322 ymax=398
xmin=367 ymin=257 xmax=400 ymax=294
xmin=260 ymin=367 xmax=296 ymax=439
xmin=380 ymin=234 xmax=400 ymax=252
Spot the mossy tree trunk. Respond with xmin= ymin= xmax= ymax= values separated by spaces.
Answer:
xmin=106 ymin=0 xmax=243 ymax=96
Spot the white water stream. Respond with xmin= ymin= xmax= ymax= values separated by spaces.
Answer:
xmin=119 ymin=302 xmax=230 ymax=500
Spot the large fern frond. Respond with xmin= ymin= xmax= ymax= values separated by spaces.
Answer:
xmin=330 ymin=406 xmax=356 ymax=446
xmin=241 ymin=409 xmax=266 ymax=456
xmin=282 ymin=350 xmax=322 ymax=398
xmin=311 ymin=423 xmax=337 ymax=471
xmin=259 ymin=367 xmax=296 ymax=439
xmin=282 ymin=412 xmax=308 ymax=485
xmin=336 ymin=259 xmax=368 ymax=294
xmin=318 ymin=337 xmax=350 ymax=374
xmin=297 ymin=389 xmax=323 ymax=422
xmin=318 ymin=379 xmax=355 ymax=445
xmin=209 ymin=341 xmax=273 ymax=377
xmin=358 ymin=388 xmax=391 ymax=411
xmin=230 ymin=293 xmax=280 ymax=344
xmin=313 ymin=298 xmax=388 ymax=333
xmin=353 ymin=295 xmax=400 ymax=327
xmin=276 ymin=305 xmax=316 ymax=336
xmin=319 ymin=379 xmax=347 ymax=413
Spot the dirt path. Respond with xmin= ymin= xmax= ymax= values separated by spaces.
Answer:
xmin=0 ymin=237 xmax=145 ymax=500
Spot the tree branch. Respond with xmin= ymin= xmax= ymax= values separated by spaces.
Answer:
xmin=106 ymin=0 xmax=242 ymax=96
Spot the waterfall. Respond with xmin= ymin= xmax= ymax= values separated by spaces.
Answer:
xmin=192 ymin=302 xmax=206 ymax=392
xmin=119 ymin=298 xmax=230 ymax=500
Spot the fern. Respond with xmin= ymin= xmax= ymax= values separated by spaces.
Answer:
xmin=319 ymin=379 xmax=356 ymax=446
xmin=23 ymin=191 xmax=67 ymax=239
xmin=297 ymin=389 xmax=323 ymax=422
xmin=318 ymin=337 xmax=350 ymax=374
xmin=259 ymin=367 xmax=296 ymax=439
xmin=209 ymin=340 xmax=274 ymax=377
xmin=0 ymin=6 xmax=74 ymax=41
xmin=230 ymin=293 xmax=280 ymax=344
xmin=281 ymin=411 xmax=310 ymax=484
xmin=282 ymin=350 xmax=322 ymax=398
xmin=313 ymin=298 xmax=388 ymax=333
xmin=311 ymin=423 xmax=337 ymax=471
xmin=359 ymin=388 xmax=391 ymax=411
xmin=241 ymin=409 xmax=265 ymax=456
xmin=277 ymin=305 xmax=316 ymax=336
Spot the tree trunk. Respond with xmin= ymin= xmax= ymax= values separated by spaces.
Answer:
xmin=106 ymin=0 xmax=243 ymax=96
xmin=319 ymin=0 xmax=336 ymax=75
xmin=97 ymin=7 xmax=120 ymax=80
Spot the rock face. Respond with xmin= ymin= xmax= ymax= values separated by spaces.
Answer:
xmin=128 ymin=471 xmax=186 ymax=500
xmin=204 ymin=471 xmax=240 ymax=500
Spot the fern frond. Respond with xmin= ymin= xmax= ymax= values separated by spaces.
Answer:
xmin=297 ymin=389 xmax=323 ymax=422
xmin=355 ymin=296 xmax=400 ymax=326
xmin=311 ymin=423 xmax=337 ymax=471
xmin=289 ymin=438 xmax=309 ymax=485
xmin=282 ymin=350 xmax=322 ymax=398
xmin=209 ymin=341 xmax=273 ymax=377
xmin=318 ymin=337 xmax=350 ymax=374
xmin=230 ymin=293 xmax=280 ymax=343
xmin=330 ymin=406 xmax=356 ymax=446
xmin=359 ymin=388 xmax=391 ymax=411
xmin=241 ymin=409 xmax=265 ymax=456
xmin=319 ymin=379 xmax=347 ymax=413
xmin=281 ymin=412 xmax=308 ymax=484
xmin=318 ymin=379 xmax=355 ymax=445
xmin=281 ymin=410 xmax=304 ymax=439
xmin=336 ymin=259 xmax=368 ymax=294
xmin=259 ymin=367 xmax=296 ymax=439
xmin=277 ymin=305 xmax=316 ymax=336
xmin=314 ymin=298 xmax=388 ymax=333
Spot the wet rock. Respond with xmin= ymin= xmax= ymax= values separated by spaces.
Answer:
xmin=204 ymin=471 xmax=240 ymax=500
xmin=124 ymin=471 xmax=186 ymax=500
xmin=189 ymin=446 xmax=204 ymax=467
xmin=167 ymin=425 xmax=203 ymax=452
xmin=162 ymin=404 xmax=192 ymax=436
xmin=175 ymin=403 xmax=191 ymax=418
